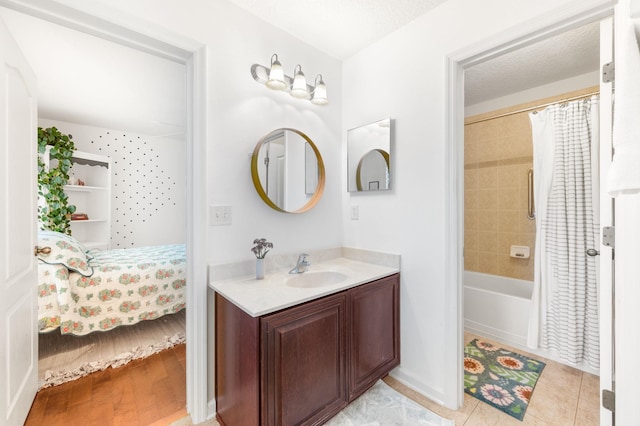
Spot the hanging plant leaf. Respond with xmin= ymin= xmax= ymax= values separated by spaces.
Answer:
xmin=37 ymin=126 xmax=77 ymax=235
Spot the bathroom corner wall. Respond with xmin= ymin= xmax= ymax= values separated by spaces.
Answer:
xmin=464 ymin=113 xmax=535 ymax=281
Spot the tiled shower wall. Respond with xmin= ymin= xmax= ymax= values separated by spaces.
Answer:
xmin=464 ymin=113 xmax=535 ymax=281
xmin=464 ymin=86 xmax=597 ymax=282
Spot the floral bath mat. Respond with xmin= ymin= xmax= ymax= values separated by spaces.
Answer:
xmin=464 ymin=338 xmax=546 ymax=421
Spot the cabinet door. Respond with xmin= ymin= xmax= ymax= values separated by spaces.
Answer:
xmin=262 ymin=293 xmax=347 ymax=426
xmin=348 ymin=274 xmax=400 ymax=400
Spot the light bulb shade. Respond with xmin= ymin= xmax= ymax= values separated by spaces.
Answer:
xmin=311 ymin=75 xmax=328 ymax=105
xmin=290 ymin=65 xmax=309 ymax=99
xmin=266 ymin=54 xmax=287 ymax=90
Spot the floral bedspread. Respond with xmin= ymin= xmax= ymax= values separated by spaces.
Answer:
xmin=38 ymin=244 xmax=186 ymax=336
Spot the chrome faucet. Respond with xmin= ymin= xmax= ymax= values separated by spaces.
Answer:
xmin=289 ymin=253 xmax=311 ymax=274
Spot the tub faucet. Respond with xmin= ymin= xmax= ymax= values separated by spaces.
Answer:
xmin=289 ymin=253 xmax=310 ymax=274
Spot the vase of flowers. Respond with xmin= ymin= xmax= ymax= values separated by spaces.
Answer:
xmin=251 ymin=238 xmax=273 ymax=280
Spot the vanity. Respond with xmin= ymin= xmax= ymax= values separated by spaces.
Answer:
xmin=210 ymin=252 xmax=400 ymax=426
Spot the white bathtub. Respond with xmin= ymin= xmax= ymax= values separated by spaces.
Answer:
xmin=464 ymin=271 xmax=533 ymax=347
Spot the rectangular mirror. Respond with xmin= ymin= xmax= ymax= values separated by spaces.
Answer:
xmin=347 ymin=118 xmax=392 ymax=192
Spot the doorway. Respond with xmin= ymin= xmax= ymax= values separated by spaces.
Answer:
xmin=444 ymin=2 xmax=615 ymax=424
xmin=0 ymin=1 xmax=209 ymax=422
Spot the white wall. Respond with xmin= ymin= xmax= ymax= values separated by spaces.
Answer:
xmin=39 ymin=118 xmax=187 ymax=248
xmin=53 ymin=0 xmax=343 ymax=407
xmin=82 ymin=0 xmax=344 ymax=262
xmin=342 ymin=0 xmax=602 ymax=407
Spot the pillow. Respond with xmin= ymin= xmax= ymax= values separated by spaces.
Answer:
xmin=37 ymin=230 xmax=94 ymax=277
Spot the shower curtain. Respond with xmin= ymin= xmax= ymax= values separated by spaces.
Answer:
xmin=527 ymin=96 xmax=600 ymax=369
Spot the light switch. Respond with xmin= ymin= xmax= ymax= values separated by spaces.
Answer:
xmin=210 ymin=205 xmax=232 ymax=226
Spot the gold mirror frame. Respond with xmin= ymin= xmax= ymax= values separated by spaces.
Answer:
xmin=355 ymin=148 xmax=390 ymax=191
xmin=251 ymin=128 xmax=326 ymax=213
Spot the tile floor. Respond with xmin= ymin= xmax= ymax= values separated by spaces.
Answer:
xmin=384 ymin=333 xmax=600 ymax=426
xmin=178 ymin=333 xmax=600 ymax=425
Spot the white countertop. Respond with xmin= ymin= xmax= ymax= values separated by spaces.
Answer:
xmin=209 ymin=257 xmax=399 ymax=317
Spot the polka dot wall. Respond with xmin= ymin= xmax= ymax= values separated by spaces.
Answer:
xmin=40 ymin=119 xmax=187 ymax=248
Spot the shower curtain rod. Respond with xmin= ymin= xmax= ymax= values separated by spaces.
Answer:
xmin=464 ymin=90 xmax=600 ymax=125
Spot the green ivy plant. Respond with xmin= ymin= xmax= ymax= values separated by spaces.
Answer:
xmin=37 ymin=127 xmax=77 ymax=235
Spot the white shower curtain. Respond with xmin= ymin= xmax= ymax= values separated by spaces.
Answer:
xmin=527 ymin=97 xmax=600 ymax=369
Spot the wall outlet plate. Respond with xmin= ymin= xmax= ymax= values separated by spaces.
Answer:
xmin=210 ymin=205 xmax=232 ymax=226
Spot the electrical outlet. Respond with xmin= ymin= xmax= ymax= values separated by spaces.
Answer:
xmin=351 ymin=205 xmax=359 ymax=220
xmin=210 ymin=205 xmax=232 ymax=226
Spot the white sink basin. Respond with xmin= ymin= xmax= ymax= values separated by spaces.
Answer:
xmin=285 ymin=271 xmax=348 ymax=288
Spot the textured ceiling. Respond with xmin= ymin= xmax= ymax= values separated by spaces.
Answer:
xmin=229 ymin=1 xmax=601 ymax=105
xmin=465 ymin=21 xmax=600 ymax=106
xmin=226 ymin=0 xmax=450 ymax=59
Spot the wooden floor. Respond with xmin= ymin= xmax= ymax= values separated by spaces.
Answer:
xmin=25 ymin=344 xmax=187 ymax=426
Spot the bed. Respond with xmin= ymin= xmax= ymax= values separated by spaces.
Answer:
xmin=37 ymin=231 xmax=186 ymax=336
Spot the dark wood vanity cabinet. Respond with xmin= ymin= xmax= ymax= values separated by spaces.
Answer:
xmin=215 ymin=273 xmax=399 ymax=426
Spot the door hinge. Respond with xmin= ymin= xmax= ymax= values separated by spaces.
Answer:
xmin=602 ymin=62 xmax=614 ymax=83
xmin=602 ymin=389 xmax=615 ymax=412
xmin=602 ymin=226 xmax=615 ymax=248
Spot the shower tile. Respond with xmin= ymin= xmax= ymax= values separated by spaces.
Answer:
xmin=497 ymin=113 xmax=530 ymax=139
xmin=478 ymin=139 xmax=498 ymax=163
xmin=478 ymin=231 xmax=498 ymax=254
xmin=464 ymin=230 xmax=479 ymax=253
xmin=519 ymin=212 xmax=537 ymax=234
xmin=474 ymin=120 xmax=499 ymax=141
xmin=498 ymin=187 xmax=520 ymax=210
xmin=478 ymin=167 xmax=497 ymax=189
xmin=508 ymin=134 xmax=534 ymax=158
xmin=464 ymin=140 xmax=479 ymax=165
xmin=497 ymin=232 xmax=513 ymax=255
xmin=498 ymin=210 xmax=519 ymax=233
xmin=477 ymin=252 xmax=497 ymax=275
xmin=465 ymin=210 xmax=479 ymax=231
xmin=465 ymin=190 xmax=479 ymax=210
xmin=478 ymin=211 xmax=498 ymax=233
xmin=478 ymin=189 xmax=497 ymax=211
xmin=465 ymin=169 xmax=479 ymax=191
xmin=464 ymin=252 xmax=478 ymax=271
xmin=498 ymin=164 xmax=520 ymax=188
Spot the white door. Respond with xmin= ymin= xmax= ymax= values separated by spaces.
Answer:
xmin=0 ymin=16 xmax=38 ymax=426
xmin=598 ymin=16 xmax=614 ymax=426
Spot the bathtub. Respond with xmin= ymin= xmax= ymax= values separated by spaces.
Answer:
xmin=464 ymin=271 xmax=534 ymax=347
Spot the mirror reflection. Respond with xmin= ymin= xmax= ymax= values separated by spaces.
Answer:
xmin=251 ymin=128 xmax=325 ymax=213
xmin=348 ymin=118 xmax=392 ymax=192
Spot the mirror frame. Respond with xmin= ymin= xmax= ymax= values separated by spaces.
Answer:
xmin=347 ymin=118 xmax=392 ymax=192
xmin=250 ymin=128 xmax=326 ymax=213
xmin=355 ymin=148 xmax=390 ymax=191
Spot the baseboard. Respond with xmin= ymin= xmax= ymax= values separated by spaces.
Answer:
xmin=388 ymin=367 xmax=449 ymax=408
xmin=207 ymin=398 xmax=217 ymax=421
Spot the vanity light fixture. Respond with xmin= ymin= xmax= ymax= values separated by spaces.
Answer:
xmin=251 ymin=53 xmax=328 ymax=106
xmin=290 ymin=65 xmax=309 ymax=99
xmin=265 ymin=54 xmax=287 ymax=90
xmin=310 ymin=74 xmax=328 ymax=105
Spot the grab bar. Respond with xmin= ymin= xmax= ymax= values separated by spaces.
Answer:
xmin=527 ymin=168 xmax=535 ymax=220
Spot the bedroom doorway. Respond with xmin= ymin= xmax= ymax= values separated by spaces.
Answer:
xmin=0 ymin=1 xmax=208 ymax=422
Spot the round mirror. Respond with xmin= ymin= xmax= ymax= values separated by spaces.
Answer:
xmin=251 ymin=128 xmax=325 ymax=213
xmin=356 ymin=149 xmax=390 ymax=191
